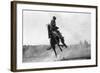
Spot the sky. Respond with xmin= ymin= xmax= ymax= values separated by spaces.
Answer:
xmin=23 ymin=10 xmax=91 ymax=45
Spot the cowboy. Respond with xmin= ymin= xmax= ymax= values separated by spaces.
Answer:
xmin=50 ymin=16 xmax=58 ymax=31
xmin=50 ymin=16 xmax=63 ymax=39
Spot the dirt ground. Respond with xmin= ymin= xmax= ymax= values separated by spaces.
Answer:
xmin=23 ymin=43 xmax=91 ymax=63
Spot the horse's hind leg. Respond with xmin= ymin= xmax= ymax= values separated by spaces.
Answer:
xmin=57 ymin=37 xmax=62 ymax=52
xmin=52 ymin=45 xmax=57 ymax=57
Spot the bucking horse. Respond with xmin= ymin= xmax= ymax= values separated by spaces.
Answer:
xmin=47 ymin=24 xmax=67 ymax=57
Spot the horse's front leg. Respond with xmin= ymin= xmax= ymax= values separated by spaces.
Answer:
xmin=61 ymin=37 xmax=67 ymax=48
xmin=58 ymin=44 xmax=62 ymax=52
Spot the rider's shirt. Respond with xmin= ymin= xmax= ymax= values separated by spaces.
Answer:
xmin=50 ymin=19 xmax=58 ymax=31
xmin=51 ymin=19 xmax=56 ymax=26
